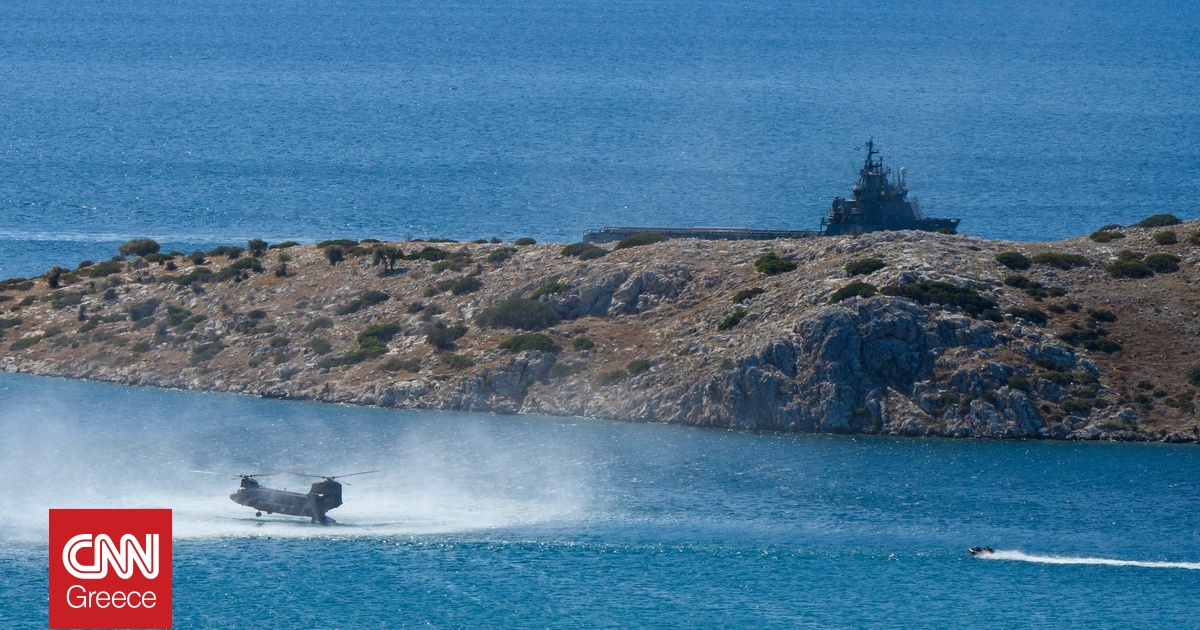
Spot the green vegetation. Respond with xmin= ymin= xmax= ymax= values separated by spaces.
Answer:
xmin=335 ymin=290 xmax=391 ymax=315
xmin=317 ymin=239 xmax=358 ymax=250
xmin=880 ymin=281 xmax=999 ymax=318
xmin=412 ymin=246 xmax=452 ymax=261
xmin=268 ymin=336 xmax=290 ymax=348
xmin=1006 ymin=307 xmax=1048 ymax=326
xmin=561 ymin=242 xmax=608 ymax=260
xmin=1135 ymin=214 xmax=1181 ymax=228
xmin=303 ymin=317 xmax=334 ymax=332
xmin=431 ymin=250 xmax=474 ymax=272
xmin=214 ymin=257 xmax=263 ymax=282
xmin=1154 ymin=230 xmax=1178 ymax=245
xmin=324 ymin=245 xmax=345 ymax=266
xmin=1188 ymin=365 xmax=1200 ymax=385
xmin=732 ymin=287 xmax=765 ymax=304
xmin=430 ymin=275 xmax=483 ymax=296
xmin=1105 ymin=259 xmax=1154 ymax=279
xmin=1190 ymin=231 xmax=1200 ymax=246
xmin=426 ymin=321 xmax=468 ymax=350
xmin=83 ymin=260 xmax=123 ymax=278
xmin=175 ymin=267 xmax=214 ymax=287
xmin=1002 ymin=274 xmax=1065 ymax=300
xmin=381 ymin=357 xmax=422 ymax=373
xmin=44 ymin=266 xmax=67 ymax=289
xmin=475 ymin=298 xmax=561 ymax=330
xmin=571 ymin=336 xmax=595 ymax=351
xmin=830 ymin=280 xmax=877 ymax=303
xmin=1060 ymin=398 xmax=1094 ymax=414
xmin=439 ymin=353 xmax=474 ymax=370
xmin=143 ymin=252 xmax=173 ymax=264
xmin=1143 ymin=253 xmax=1181 ymax=273
xmin=626 ymin=358 xmax=651 ymax=375
xmin=9 ymin=335 xmax=41 ymax=351
xmin=50 ymin=291 xmax=84 ymax=310
xmin=1006 ymin=375 xmax=1031 ymax=391
xmin=0 ymin=317 xmax=22 ymax=332
xmin=269 ymin=241 xmax=300 ymax=250
xmin=935 ymin=227 xmax=957 ymax=235
xmin=514 ymin=237 xmax=537 ymax=246
xmin=0 ymin=279 xmax=34 ymax=292
xmin=754 ymin=252 xmax=797 ymax=275
xmin=548 ymin=362 xmax=585 ymax=379
xmin=498 ymin=332 xmax=559 ymax=353
xmin=208 ymin=245 xmax=244 ymax=259
xmin=530 ymin=281 xmax=568 ymax=299
xmin=1088 ymin=309 xmax=1117 ymax=323
xmin=599 ymin=369 xmax=628 ymax=385
xmin=1058 ymin=328 xmax=1122 ymax=353
xmin=486 ymin=247 xmax=517 ymax=264
xmin=126 ymin=298 xmax=161 ymax=321
xmin=357 ymin=323 xmax=402 ymax=345
xmin=188 ymin=251 xmax=207 ymax=264
xmin=308 ymin=338 xmax=333 ymax=355
xmin=118 ymin=238 xmax=161 ymax=257
xmin=190 ymin=342 xmax=225 ymax=364
xmin=845 ymin=257 xmax=886 ymax=276
xmin=1031 ymin=252 xmax=1090 ymax=270
xmin=132 ymin=340 xmax=151 ymax=354
xmin=1089 ymin=229 xmax=1125 ymax=243
xmin=995 ymin=251 xmax=1031 ymax=270
xmin=614 ymin=232 xmax=668 ymax=250
xmin=716 ymin=310 xmax=748 ymax=331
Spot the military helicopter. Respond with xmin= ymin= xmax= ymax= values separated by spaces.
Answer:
xmin=193 ymin=469 xmax=379 ymax=524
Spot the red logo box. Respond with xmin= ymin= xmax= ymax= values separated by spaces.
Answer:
xmin=49 ymin=509 xmax=172 ymax=629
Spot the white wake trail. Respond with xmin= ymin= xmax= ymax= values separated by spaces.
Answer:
xmin=981 ymin=550 xmax=1200 ymax=570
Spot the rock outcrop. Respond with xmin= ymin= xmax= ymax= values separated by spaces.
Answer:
xmin=3 ymin=224 xmax=1199 ymax=442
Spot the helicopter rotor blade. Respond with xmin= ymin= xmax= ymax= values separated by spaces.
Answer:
xmin=264 ymin=468 xmax=326 ymax=479
xmin=190 ymin=470 xmax=278 ymax=478
xmin=265 ymin=468 xmax=381 ymax=481
xmin=329 ymin=470 xmax=381 ymax=480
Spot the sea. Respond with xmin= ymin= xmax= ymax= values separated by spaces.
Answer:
xmin=1 ymin=0 xmax=1199 ymax=627
xmin=2 ymin=374 xmax=1199 ymax=628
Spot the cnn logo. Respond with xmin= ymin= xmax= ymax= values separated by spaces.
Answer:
xmin=49 ymin=509 xmax=172 ymax=629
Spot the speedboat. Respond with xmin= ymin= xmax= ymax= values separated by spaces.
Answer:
xmin=969 ymin=546 xmax=995 ymax=556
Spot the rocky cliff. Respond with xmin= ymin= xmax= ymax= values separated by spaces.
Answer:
xmin=3 ymin=223 xmax=1199 ymax=442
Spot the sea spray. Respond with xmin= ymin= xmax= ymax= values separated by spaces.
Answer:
xmin=980 ymin=550 xmax=1200 ymax=570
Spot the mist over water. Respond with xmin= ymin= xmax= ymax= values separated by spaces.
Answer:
xmin=0 ymin=376 xmax=598 ymax=544
xmin=4 ymin=373 xmax=1200 ymax=626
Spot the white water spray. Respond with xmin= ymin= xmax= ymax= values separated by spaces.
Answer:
xmin=980 ymin=550 xmax=1200 ymax=570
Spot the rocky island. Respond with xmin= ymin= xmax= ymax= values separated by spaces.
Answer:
xmin=2 ymin=217 xmax=1199 ymax=442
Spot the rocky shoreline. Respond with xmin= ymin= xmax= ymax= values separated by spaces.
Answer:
xmin=3 ymin=222 xmax=1199 ymax=442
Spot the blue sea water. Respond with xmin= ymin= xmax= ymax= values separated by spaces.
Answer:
xmin=1 ymin=0 xmax=1199 ymax=278
xmin=3 ymin=2 xmax=1200 ymax=627
xmin=1 ymin=374 xmax=1199 ymax=628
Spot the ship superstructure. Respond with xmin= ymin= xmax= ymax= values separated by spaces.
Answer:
xmin=821 ymin=140 xmax=959 ymax=235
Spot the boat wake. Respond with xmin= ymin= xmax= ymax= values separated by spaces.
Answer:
xmin=980 ymin=550 xmax=1200 ymax=570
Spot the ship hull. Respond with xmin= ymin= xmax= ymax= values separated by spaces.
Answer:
xmin=821 ymin=217 xmax=960 ymax=236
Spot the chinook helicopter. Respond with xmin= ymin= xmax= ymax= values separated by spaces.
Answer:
xmin=193 ymin=469 xmax=379 ymax=524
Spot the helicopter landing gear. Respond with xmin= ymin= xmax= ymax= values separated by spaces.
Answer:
xmin=255 ymin=511 xmax=262 ymax=517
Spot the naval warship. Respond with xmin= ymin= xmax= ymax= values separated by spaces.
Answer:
xmin=821 ymin=140 xmax=959 ymax=235
xmin=581 ymin=140 xmax=958 ymax=243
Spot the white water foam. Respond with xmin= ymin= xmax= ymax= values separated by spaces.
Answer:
xmin=0 ymin=393 xmax=600 ymax=545
xmin=981 ymin=550 xmax=1200 ymax=570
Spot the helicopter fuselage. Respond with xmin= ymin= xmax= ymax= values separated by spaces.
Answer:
xmin=230 ymin=478 xmax=342 ymax=524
